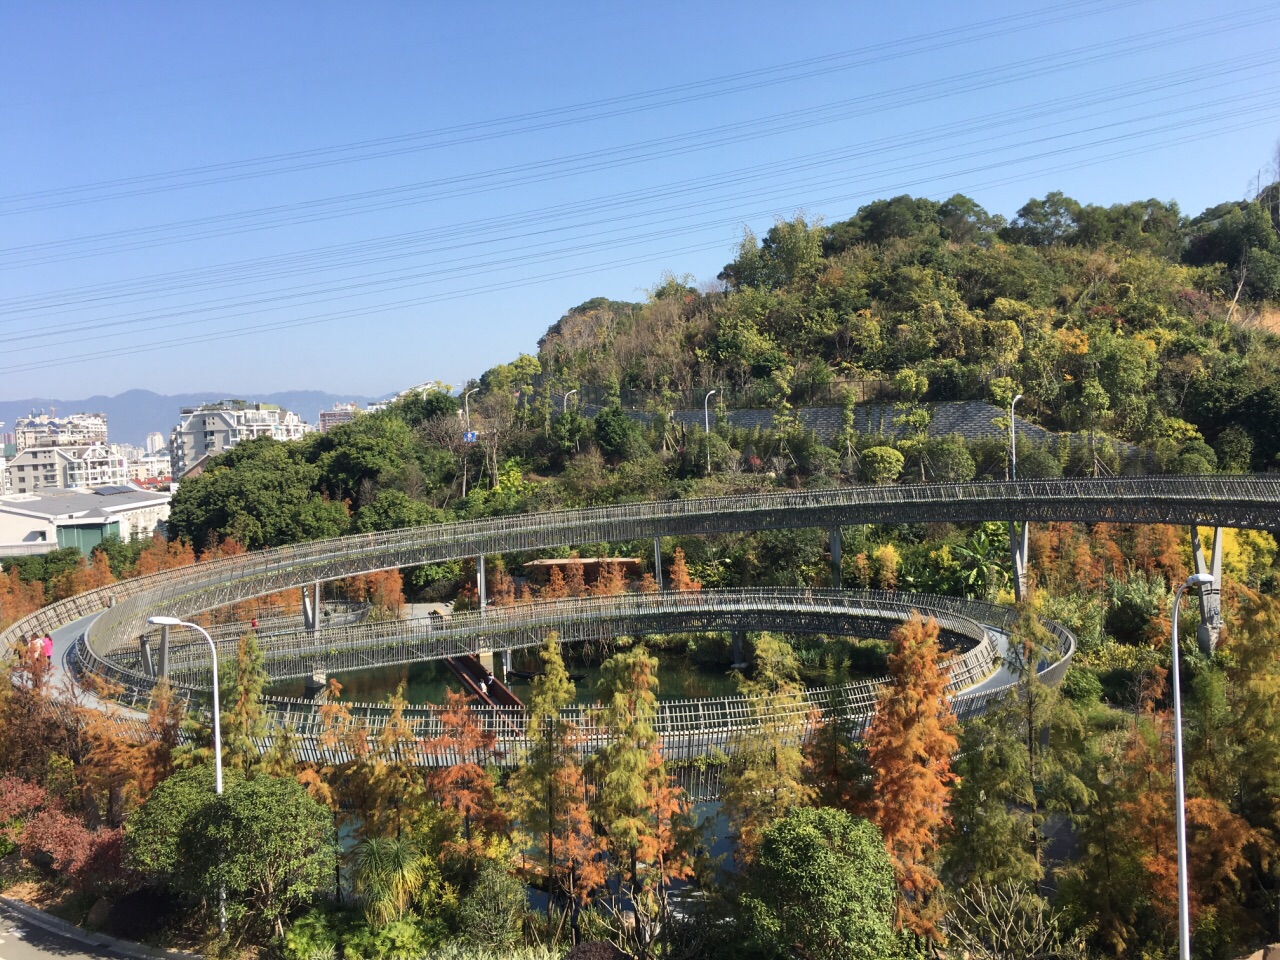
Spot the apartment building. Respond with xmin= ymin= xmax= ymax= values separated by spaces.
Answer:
xmin=5 ymin=444 xmax=129 ymax=494
xmin=169 ymin=400 xmax=314 ymax=478
xmin=15 ymin=412 xmax=109 ymax=451
xmin=319 ymin=402 xmax=360 ymax=433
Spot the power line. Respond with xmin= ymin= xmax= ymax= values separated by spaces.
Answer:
xmin=0 ymin=0 xmax=1147 ymax=211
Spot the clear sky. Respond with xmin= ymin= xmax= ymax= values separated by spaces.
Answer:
xmin=2 ymin=1 xmax=1278 ymax=401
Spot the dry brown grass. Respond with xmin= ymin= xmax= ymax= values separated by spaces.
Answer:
xmin=1232 ymin=304 xmax=1280 ymax=334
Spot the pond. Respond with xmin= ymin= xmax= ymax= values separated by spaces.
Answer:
xmin=265 ymin=635 xmax=892 ymax=707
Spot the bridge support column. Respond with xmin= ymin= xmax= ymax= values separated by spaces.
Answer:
xmin=502 ymin=649 xmax=512 ymax=677
xmin=302 ymin=582 xmax=321 ymax=632
xmin=139 ymin=635 xmax=155 ymax=678
xmin=1009 ymin=522 xmax=1030 ymax=602
xmin=477 ymin=555 xmax=487 ymax=610
xmin=478 ymin=649 xmax=495 ymax=674
xmin=731 ymin=631 xmax=748 ymax=671
xmin=1191 ymin=526 xmax=1224 ymax=654
xmin=158 ymin=625 xmax=169 ymax=679
xmin=829 ymin=526 xmax=842 ymax=588
xmin=653 ymin=538 xmax=663 ymax=591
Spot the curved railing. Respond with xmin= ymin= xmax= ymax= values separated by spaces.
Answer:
xmin=136 ymin=589 xmax=996 ymax=686
xmin=5 ymin=475 xmax=1276 ymax=700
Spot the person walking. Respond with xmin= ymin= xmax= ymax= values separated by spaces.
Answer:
xmin=28 ymin=634 xmax=41 ymax=662
xmin=41 ymin=634 xmax=53 ymax=664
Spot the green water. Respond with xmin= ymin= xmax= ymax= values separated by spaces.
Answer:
xmin=267 ymin=647 xmax=743 ymax=706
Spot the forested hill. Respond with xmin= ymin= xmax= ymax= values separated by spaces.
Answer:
xmin=539 ymin=189 xmax=1280 ymax=469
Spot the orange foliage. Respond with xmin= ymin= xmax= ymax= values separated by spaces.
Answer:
xmin=51 ymin=553 xmax=115 ymax=602
xmin=1031 ymin=522 xmax=1186 ymax=593
xmin=863 ymin=615 xmax=958 ymax=938
xmin=562 ymin=559 xmax=587 ymax=598
xmin=425 ymin=690 xmax=506 ymax=841
xmin=635 ymin=572 xmax=660 ymax=594
xmin=541 ymin=565 xmax=568 ymax=600
xmin=0 ymin=566 xmax=45 ymax=631
xmin=666 ymin=547 xmax=700 ymax=592
xmin=590 ymin=560 xmax=627 ymax=597
xmin=486 ymin=559 xmax=516 ymax=606
xmin=130 ymin=535 xmax=196 ymax=577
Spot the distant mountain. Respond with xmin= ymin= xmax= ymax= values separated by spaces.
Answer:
xmin=0 ymin=389 xmax=391 ymax=447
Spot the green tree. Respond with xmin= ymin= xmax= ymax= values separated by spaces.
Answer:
xmin=221 ymin=630 xmax=268 ymax=773
xmin=348 ymin=835 xmax=431 ymax=927
xmin=737 ymin=807 xmax=898 ymax=960
xmin=861 ymin=446 xmax=904 ymax=485
xmin=185 ymin=774 xmax=336 ymax=937
xmin=722 ymin=634 xmax=814 ymax=858
xmin=125 ymin=764 xmax=232 ymax=886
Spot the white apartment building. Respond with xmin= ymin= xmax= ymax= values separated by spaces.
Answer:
xmin=319 ymin=402 xmax=360 ymax=433
xmin=15 ymin=412 xmax=109 ymax=451
xmin=129 ymin=454 xmax=172 ymax=482
xmin=5 ymin=444 xmax=129 ymax=494
xmin=0 ymin=486 xmax=171 ymax=557
xmin=145 ymin=431 xmax=166 ymax=455
xmin=169 ymin=400 xmax=314 ymax=478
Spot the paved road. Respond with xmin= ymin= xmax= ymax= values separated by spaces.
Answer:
xmin=0 ymin=907 xmax=113 ymax=960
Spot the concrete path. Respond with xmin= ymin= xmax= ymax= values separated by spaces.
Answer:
xmin=0 ymin=906 xmax=115 ymax=960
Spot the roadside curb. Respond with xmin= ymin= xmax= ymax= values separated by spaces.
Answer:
xmin=0 ymin=896 xmax=201 ymax=960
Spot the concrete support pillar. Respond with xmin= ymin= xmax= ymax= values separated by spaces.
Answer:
xmin=477 ymin=555 xmax=487 ymax=610
xmin=158 ymin=625 xmax=169 ymax=679
xmin=1009 ymin=521 xmax=1030 ymax=602
xmin=139 ymin=635 xmax=155 ymax=678
xmin=829 ymin=526 xmax=842 ymax=588
xmin=478 ymin=649 xmax=495 ymax=673
xmin=302 ymin=581 xmax=321 ymax=632
xmin=502 ymin=649 xmax=512 ymax=676
xmin=731 ymin=631 xmax=748 ymax=670
xmin=653 ymin=538 xmax=664 ymax=591
xmin=1192 ymin=526 xmax=1224 ymax=654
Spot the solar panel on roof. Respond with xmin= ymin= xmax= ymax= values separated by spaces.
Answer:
xmin=94 ymin=485 xmax=138 ymax=496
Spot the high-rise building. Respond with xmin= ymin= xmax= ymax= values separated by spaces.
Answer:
xmin=145 ymin=431 xmax=166 ymax=455
xmin=319 ymin=402 xmax=360 ymax=433
xmin=169 ymin=400 xmax=314 ymax=478
xmin=15 ymin=412 xmax=109 ymax=451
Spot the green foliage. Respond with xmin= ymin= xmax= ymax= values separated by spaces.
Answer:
xmin=453 ymin=861 xmax=528 ymax=950
xmin=340 ymin=918 xmax=435 ymax=960
xmin=736 ymin=807 xmax=897 ymax=960
xmin=124 ymin=764 xmax=234 ymax=883
xmin=861 ymin=446 xmax=904 ymax=484
xmin=184 ymin=774 xmax=337 ymax=937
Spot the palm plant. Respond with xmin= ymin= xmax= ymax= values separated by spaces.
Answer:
xmin=347 ymin=836 xmax=426 ymax=927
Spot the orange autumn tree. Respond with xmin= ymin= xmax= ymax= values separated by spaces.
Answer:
xmin=51 ymin=552 xmax=115 ymax=601
xmin=562 ymin=559 xmax=587 ymax=598
xmin=863 ymin=614 xmax=958 ymax=939
xmin=541 ymin=564 xmax=569 ymax=600
xmin=0 ymin=566 xmax=44 ymax=631
xmin=425 ymin=690 xmax=505 ymax=842
xmin=590 ymin=560 xmax=627 ymax=597
xmin=666 ymin=547 xmax=700 ymax=592
xmin=486 ymin=558 xmax=516 ymax=606
xmin=130 ymin=535 xmax=197 ymax=577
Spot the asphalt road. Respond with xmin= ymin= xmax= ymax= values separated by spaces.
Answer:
xmin=0 ymin=908 xmax=113 ymax=960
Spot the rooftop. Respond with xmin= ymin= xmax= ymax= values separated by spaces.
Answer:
xmin=0 ymin=485 xmax=170 ymax=520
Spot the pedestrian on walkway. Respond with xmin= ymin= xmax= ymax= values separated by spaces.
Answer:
xmin=28 ymin=634 xmax=42 ymax=662
xmin=42 ymin=634 xmax=53 ymax=664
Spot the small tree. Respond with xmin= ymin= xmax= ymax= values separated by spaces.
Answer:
xmin=425 ymin=690 xmax=505 ymax=841
xmin=738 ymin=807 xmax=898 ymax=960
xmin=721 ymin=634 xmax=814 ymax=858
xmin=222 ymin=630 xmax=269 ymax=773
xmin=861 ymin=446 xmax=905 ymax=485
xmin=185 ymin=775 xmax=336 ymax=938
xmin=863 ymin=614 xmax=958 ymax=939
xmin=666 ymin=547 xmax=700 ymax=592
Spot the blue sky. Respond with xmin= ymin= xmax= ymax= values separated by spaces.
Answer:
xmin=2 ymin=0 xmax=1278 ymax=401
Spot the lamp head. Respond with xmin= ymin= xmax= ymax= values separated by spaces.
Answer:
xmin=147 ymin=616 xmax=183 ymax=626
xmin=1185 ymin=573 xmax=1215 ymax=588
xmin=1012 ymin=393 xmax=1023 ymax=405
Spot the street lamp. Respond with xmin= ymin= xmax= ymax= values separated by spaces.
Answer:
xmin=1009 ymin=393 xmax=1023 ymax=481
xmin=464 ymin=388 xmax=479 ymax=432
xmin=563 ymin=388 xmax=578 ymax=413
xmin=1171 ymin=572 xmax=1214 ymax=960
xmin=147 ymin=616 xmax=224 ymax=933
xmin=704 ymin=389 xmax=717 ymax=475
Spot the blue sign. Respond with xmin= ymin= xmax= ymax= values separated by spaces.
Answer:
xmin=463 ymin=431 xmax=478 ymax=443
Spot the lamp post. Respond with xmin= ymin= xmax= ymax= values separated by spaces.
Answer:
xmin=703 ymin=389 xmax=717 ymax=475
xmin=563 ymin=388 xmax=578 ymax=414
xmin=464 ymin=388 xmax=479 ymax=432
xmin=1171 ymin=572 xmax=1214 ymax=960
xmin=147 ymin=615 xmax=224 ymax=933
xmin=1009 ymin=393 xmax=1023 ymax=481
